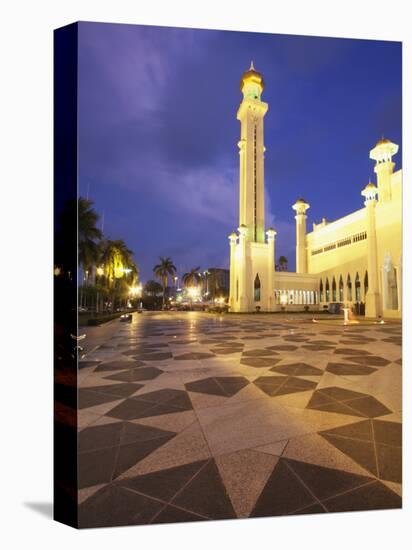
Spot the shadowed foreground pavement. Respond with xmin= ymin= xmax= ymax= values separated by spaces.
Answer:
xmin=64 ymin=312 xmax=401 ymax=527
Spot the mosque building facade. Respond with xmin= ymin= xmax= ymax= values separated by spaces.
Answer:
xmin=228 ymin=64 xmax=402 ymax=319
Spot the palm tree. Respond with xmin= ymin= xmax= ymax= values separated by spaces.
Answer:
xmin=77 ymin=198 xmax=103 ymax=309
xmin=182 ymin=267 xmax=202 ymax=308
xmin=182 ymin=266 xmax=202 ymax=288
xmin=144 ymin=280 xmax=163 ymax=296
xmin=278 ymin=255 xmax=288 ymax=272
xmin=100 ymin=239 xmax=139 ymax=310
xmin=100 ymin=239 xmax=136 ymax=285
xmin=78 ymin=198 xmax=103 ymax=279
xmin=153 ymin=257 xmax=177 ymax=307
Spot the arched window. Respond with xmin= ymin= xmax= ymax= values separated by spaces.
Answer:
xmin=332 ymin=276 xmax=337 ymax=301
xmin=319 ymin=279 xmax=324 ymax=302
xmin=339 ymin=275 xmax=344 ymax=302
xmin=364 ymin=271 xmax=369 ymax=295
xmin=254 ymin=274 xmax=261 ymax=302
xmin=325 ymin=278 xmax=330 ymax=302
xmin=355 ymin=272 xmax=361 ymax=301
xmin=347 ymin=274 xmax=352 ymax=301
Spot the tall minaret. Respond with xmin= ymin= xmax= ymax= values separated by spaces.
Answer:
xmin=361 ymin=182 xmax=381 ymax=317
xmin=237 ymin=62 xmax=268 ymax=243
xmin=292 ymin=198 xmax=310 ymax=273
xmin=369 ymin=138 xmax=399 ymax=203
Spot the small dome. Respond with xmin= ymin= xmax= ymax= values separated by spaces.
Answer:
xmin=240 ymin=61 xmax=265 ymax=92
xmin=361 ymin=181 xmax=378 ymax=199
xmin=376 ymin=137 xmax=391 ymax=146
xmin=292 ymin=198 xmax=310 ymax=212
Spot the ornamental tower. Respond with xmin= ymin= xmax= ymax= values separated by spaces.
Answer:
xmin=237 ymin=61 xmax=268 ymax=243
xmin=361 ymin=182 xmax=381 ymax=318
xmin=292 ymin=198 xmax=310 ymax=274
xmin=369 ymin=137 xmax=398 ymax=203
xmin=229 ymin=63 xmax=277 ymax=312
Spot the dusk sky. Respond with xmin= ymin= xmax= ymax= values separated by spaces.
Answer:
xmin=78 ymin=22 xmax=402 ymax=281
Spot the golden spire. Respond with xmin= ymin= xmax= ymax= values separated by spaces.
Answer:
xmin=240 ymin=61 xmax=265 ymax=92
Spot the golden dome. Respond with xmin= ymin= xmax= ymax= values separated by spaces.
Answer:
xmin=361 ymin=181 xmax=378 ymax=199
xmin=376 ymin=137 xmax=391 ymax=146
xmin=240 ymin=61 xmax=265 ymax=92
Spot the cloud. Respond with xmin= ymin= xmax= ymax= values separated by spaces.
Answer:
xmin=153 ymin=164 xmax=237 ymax=224
xmin=77 ymin=24 xmax=401 ymax=281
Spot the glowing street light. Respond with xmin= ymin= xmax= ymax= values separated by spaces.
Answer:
xmin=187 ymin=287 xmax=200 ymax=300
xmin=115 ymin=266 xmax=132 ymax=278
xmin=129 ymin=283 xmax=143 ymax=297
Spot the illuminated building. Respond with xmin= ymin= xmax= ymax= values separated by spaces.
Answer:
xmin=229 ymin=64 xmax=402 ymax=318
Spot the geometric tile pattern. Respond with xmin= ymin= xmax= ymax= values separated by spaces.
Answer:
xmin=250 ymin=458 xmax=401 ymax=517
xmin=320 ymin=419 xmax=402 ymax=482
xmin=78 ymin=421 xmax=176 ymax=489
xmin=254 ymin=375 xmax=318 ymax=397
xmin=240 ymin=357 xmax=281 ymax=368
xmin=270 ymin=363 xmax=323 ymax=376
xmin=306 ymin=387 xmax=392 ymax=418
xmin=106 ymin=389 xmax=193 ymax=421
xmin=325 ymin=362 xmax=377 ymax=376
xmin=103 ymin=366 xmax=163 ymax=382
xmin=70 ymin=312 xmax=402 ymax=527
xmin=185 ymin=376 xmax=250 ymax=397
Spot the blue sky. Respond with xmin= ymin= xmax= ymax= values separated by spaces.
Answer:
xmin=78 ymin=22 xmax=402 ymax=280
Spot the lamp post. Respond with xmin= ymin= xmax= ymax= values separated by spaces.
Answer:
xmin=187 ymin=286 xmax=200 ymax=309
xmin=129 ymin=283 xmax=143 ymax=298
xmin=129 ymin=283 xmax=143 ymax=310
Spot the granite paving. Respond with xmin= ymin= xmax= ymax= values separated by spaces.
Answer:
xmin=64 ymin=311 xmax=402 ymax=527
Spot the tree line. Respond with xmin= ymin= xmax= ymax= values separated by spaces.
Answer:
xmin=55 ymin=197 xmax=214 ymax=312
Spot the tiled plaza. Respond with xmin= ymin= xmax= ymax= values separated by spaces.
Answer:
xmin=66 ymin=312 xmax=401 ymax=527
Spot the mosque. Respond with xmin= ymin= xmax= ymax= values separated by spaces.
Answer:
xmin=228 ymin=63 xmax=402 ymax=319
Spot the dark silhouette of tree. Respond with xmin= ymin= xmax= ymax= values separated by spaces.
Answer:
xmin=153 ymin=257 xmax=177 ymax=307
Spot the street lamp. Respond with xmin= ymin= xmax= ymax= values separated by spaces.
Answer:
xmin=187 ymin=286 xmax=200 ymax=302
xmin=129 ymin=283 xmax=143 ymax=297
xmin=115 ymin=266 xmax=132 ymax=278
